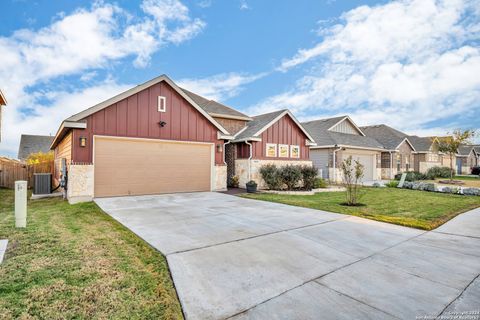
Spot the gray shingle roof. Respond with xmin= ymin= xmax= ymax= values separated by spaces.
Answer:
xmin=18 ymin=134 xmax=54 ymax=160
xmin=457 ymin=145 xmax=475 ymax=156
xmin=302 ymin=117 xmax=384 ymax=150
xmin=180 ymin=88 xmax=251 ymax=120
xmin=235 ymin=109 xmax=287 ymax=140
xmin=408 ymin=136 xmax=435 ymax=152
xmin=360 ymin=124 xmax=409 ymax=150
xmin=473 ymin=145 xmax=480 ymax=154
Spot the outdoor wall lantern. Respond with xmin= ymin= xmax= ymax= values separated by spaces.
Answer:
xmin=216 ymin=144 xmax=223 ymax=153
xmin=79 ymin=136 xmax=87 ymax=147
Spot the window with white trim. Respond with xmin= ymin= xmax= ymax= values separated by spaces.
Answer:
xmin=266 ymin=143 xmax=277 ymax=157
xmin=290 ymin=145 xmax=300 ymax=158
xmin=158 ymin=96 xmax=166 ymax=112
xmin=278 ymin=144 xmax=289 ymax=158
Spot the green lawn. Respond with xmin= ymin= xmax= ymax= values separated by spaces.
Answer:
xmin=242 ymin=187 xmax=480 ymax=230
xmin=0 ymin=189 xmax=182 ymax=319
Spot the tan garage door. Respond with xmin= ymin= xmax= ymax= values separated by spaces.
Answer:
xmin=342 ymin=152 xmax=375 ymax=182
xmin=94 ymin=137 xmax=212 ymax=197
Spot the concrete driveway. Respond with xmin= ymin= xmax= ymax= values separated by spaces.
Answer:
xmin=95 ymin=192 xmax=480 ymax=320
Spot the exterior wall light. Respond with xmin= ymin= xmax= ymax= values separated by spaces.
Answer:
xmin=216 ymin=144 xmax=223 ymax=153
xmin=79 ymin=137 xmax=87 ymax=147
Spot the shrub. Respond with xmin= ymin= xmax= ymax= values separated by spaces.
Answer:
xmin=462 ymin=188 xmax=480 ymax=196
xmin=372 ymin=182 xmax=381 ymax=188
xmin=259 ymin=164 xmax=282 ymax=190
xmin=230 ymin=175 xmax=239 ymax=188
xmin=385 ymin=180 xmax=399 ymax=188
xmin=426 ymin=166 xmax=455 ymax=180
xmin=301 ymin=166 xmax=318 ymax=190
xmin=403 ymin=181 xmax=414 ymax=189
xmin=313 ymin=178 xmax=327 ymax=189
xmin=394 ymin=171 xmax=426 ymax=182
xmin=279 ymin=165 xmax=302 ymax=190
xmin=442 ymin=186 xmax=459 ymax=194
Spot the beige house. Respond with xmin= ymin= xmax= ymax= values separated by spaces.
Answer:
xmin=361 ymin=124 xmax=416 ymax=179
xmin=408 ymin=136 xmax=454 ymax=173
xmin=0 ymin=90 xmax=6 ymax=142
xmin=303 ymin=116 xmax=385 ymax=183
xmin=456 ymin=145 xmax=478 ymax=174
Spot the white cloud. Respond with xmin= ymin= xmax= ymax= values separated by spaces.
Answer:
xmin=252 ymin=0 xmax=480 ymax=134
xmin=177 ymin=72 xmax=267 ymax=101
xmin=0 ymin=0 xmax=205 ymax=157
xmin=239 ymin=0 xmax=250 ymax=11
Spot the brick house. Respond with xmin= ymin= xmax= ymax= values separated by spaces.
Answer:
xmin=360 ymin=124 xmax=416 ymax=179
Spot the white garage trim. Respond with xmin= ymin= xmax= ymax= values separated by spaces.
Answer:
xmin=92 ymin=135 xmax=215 ymax=197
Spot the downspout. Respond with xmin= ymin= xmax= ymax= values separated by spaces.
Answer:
xmin=245 ymin=140 xmax=253 ymax=181
xmin=332 ymin=145 xmax=342 ymax=183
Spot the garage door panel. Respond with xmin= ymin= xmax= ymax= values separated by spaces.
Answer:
xmin=342 ymin=152 xmax=375 ymax=182
xmin=94 ymin=137 xmax=212 ymax=197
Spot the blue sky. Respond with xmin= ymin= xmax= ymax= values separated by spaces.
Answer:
xmin=0 ymin=0 xmax=479 ymax=157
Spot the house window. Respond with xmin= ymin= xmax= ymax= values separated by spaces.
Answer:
xmin=158 ymin=96 xmax=166 ymax=112
xmin=278 ymin=144 xmax=289 ymax=158
xmin=266 ymin=144 xmax=277 ymax=157
xmin=397 ymin=159 xmax=401 ymax=172
xmin=290 ymin=145 xmax=300 ymax=158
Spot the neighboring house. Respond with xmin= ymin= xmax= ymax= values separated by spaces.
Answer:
xmin=408 ymin=136 xmax=452 ymax=173
xmin=230 ymin=109 xmax=316 ymax=188
xmin=0 ymin=89 xmax=6 ymax=142
xmin=50 ymin=74 xmax=315 ymax=203
xmin=456 ymin=145 xmax=478 ymax=174
xmin=473 ymin=145 xmax=480 ymax=166
xmin=361 ymin=124 xmax=416 ymax=179
xmin=303 ymin=116 xmax=385 ymax=183
xmin=18 ymin=134 xmax=54 ymax=161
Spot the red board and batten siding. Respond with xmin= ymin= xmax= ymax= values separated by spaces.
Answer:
xmin=237 ymin=114 xmax=310 ymax=160
xmin=71 ymin=81 xmax=224 ymax=165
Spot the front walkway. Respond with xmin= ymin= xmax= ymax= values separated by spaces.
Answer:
xmin=95 ymin=193 xmax=480 ymax=320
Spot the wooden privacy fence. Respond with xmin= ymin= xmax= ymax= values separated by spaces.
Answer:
xmin=0 ymin=161 xmax=54 ymax=189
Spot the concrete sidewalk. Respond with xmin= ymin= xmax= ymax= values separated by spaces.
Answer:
xmin=95 ymin=193 xmax=480 ymax=320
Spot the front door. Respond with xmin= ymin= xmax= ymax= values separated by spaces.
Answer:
xmin=456 ymin=158 xmax=462 ymax=174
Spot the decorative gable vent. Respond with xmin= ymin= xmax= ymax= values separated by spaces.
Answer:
xmin=158 ymin=96 xmax=166 ymax=112
xmin=331 ymin=119 xmax=361 ymax=135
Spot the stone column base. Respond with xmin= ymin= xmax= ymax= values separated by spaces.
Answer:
xmin=67 ymin=164 xmax=94 ymax=204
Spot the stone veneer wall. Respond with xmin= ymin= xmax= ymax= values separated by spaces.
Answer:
xmin=67 ymin=164 xmax=94 ymax=204
xmin=419 ymin=161 xmax=441 ymax=174
xmin=235 ymin=159 xmax=313 ymax=189
xmin=213 ymin=165 xmax=227 ymax=191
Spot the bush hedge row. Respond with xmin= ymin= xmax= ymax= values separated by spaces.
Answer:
xmin=259 ymin=164 xmax=322 ymax=191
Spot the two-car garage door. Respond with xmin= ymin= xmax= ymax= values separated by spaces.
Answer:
xmin=94 ymin=137 xmax=213 ymax=197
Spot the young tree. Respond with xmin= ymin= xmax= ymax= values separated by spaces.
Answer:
xmin=340 ymin=156 xmax=365 ymax=206
xmin=437 ymin=130 xmax=476 ymax=181
xmin=25 ymin=151 xmax=54 ymax=165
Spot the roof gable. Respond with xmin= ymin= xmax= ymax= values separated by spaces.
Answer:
xmin=18 ymin=134 xmax=54 ymax=160
xmin=65 ymin=75 xmax=229 ymax=135
xmin=234 ymin=109 xmax=315 ymax=142
xmin=329 ymin=117 xmax=364 ymax=136
xmin=0 ymin=90 xmax=6 ymax=105
xmin=302 ymin=116 xmax=384 ymax=150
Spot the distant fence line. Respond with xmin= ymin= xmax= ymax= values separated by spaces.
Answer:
xmin=0 ymin=161 xmax=54 ymax=189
